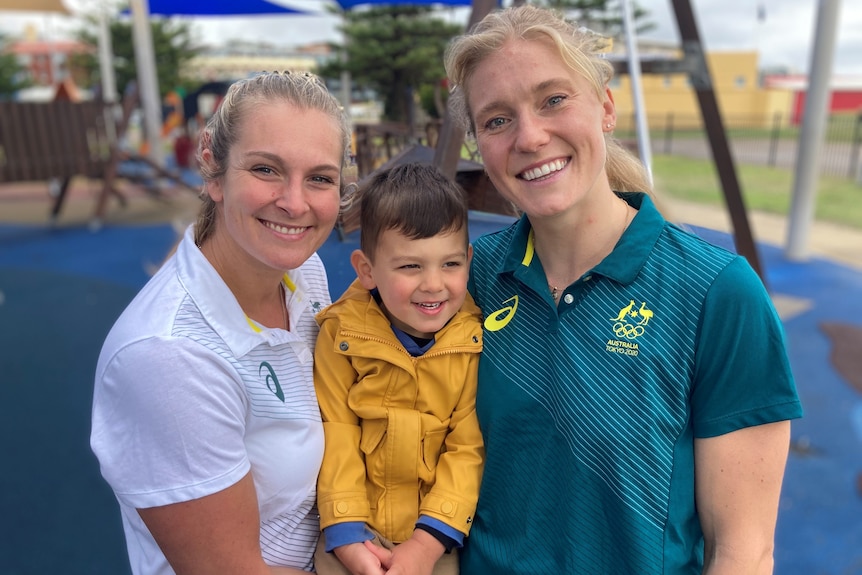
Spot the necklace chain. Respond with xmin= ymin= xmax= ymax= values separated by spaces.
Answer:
xmin=279 ymin=282 xmax=288 ymax=331
xmin=547 ymin=197 xmax=632 ymax=302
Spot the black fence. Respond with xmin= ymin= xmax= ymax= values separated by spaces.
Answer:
xmin=615 ymin=112 xmax=862 ymax=181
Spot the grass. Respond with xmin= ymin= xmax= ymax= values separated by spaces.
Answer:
xmin=617 ymin=113 xmax=862 ymax=143
xmin=651 ymin=155 xmax=862 ymax=230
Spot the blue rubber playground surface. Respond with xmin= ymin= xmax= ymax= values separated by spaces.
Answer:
xmin=1 ymin=211 xmax=860 ymax=574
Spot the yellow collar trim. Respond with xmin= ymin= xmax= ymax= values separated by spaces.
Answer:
xmin=522 ymin=229 xmax=536 ymax=267
xmin=245 ymin=274 xmax=293 ymax=333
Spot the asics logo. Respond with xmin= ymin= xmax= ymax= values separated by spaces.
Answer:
xmin=259 ymin=361 xmax=285 ymax=402
xmin=484 ymin=296 xmax=519 ymax=332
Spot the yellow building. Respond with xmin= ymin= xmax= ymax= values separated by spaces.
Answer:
xmin=609 ymin=46 xmax=795 ymax=131
xmin=181 ymin=42 xmax=331 ymax=83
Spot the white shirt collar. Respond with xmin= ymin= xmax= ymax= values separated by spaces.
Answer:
xmin=175 ymin=225 xmax=314 ymax=358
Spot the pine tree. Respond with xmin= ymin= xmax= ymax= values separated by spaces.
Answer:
xmin=74 ymin=17 xmax=200 ymax=98
xmin=319 ymin=5 xmax=462 ymax=124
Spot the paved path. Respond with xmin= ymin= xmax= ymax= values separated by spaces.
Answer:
xmin=660 ymin=195 xmax=862 ymax=271
xmin=654 ymin=136 xmax=862 ymax=180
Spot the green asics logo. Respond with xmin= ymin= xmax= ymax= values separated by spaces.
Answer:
xmin=259 ymin=361 xmax=284 ymax=402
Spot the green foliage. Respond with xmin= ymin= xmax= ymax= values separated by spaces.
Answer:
xmin=540 ymin=0 xmax=655 ymax=37
xmin=0 ymin=33 xmax=31 ymax=98
xmin=652 ymin=154 xmax=862 ymax=230
xmin=418 ymin=81 xmax=446 ymax=119
xmin=318 ymin=5 xmax=462 ymax=123
xmin=74 ymin=17 xmax=201 ymax=98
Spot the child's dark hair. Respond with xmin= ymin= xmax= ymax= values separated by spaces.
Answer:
xmin=358 ymin=163 xmax=469 ymax=261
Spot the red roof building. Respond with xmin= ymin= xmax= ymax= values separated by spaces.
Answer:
xmin=764 ymin=74 xmax=862 ymax=124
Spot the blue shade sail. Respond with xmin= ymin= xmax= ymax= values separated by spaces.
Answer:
xmin=142 ymin=0 xmax=310 ymax=16
xmin=137 ymin=0 xmax=480 ymax=16
xmin=334 ymin=0 xmax=474 ymax=8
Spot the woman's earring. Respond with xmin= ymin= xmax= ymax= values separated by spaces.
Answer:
xmin=606 ymin=123 xmax=614 ymax=129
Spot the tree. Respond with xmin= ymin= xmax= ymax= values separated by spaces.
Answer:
xmin=0 ymin=33 xmax=31 ymax=99
xmin=542 ymin=0 xmax=655 ymax=37
xmin=74 ymin=17 xmax=200 ymax=99
xmin=319 ymin=5 xmax=462 ymax=124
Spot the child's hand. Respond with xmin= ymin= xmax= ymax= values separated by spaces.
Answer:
xmin=363 ymin=540 xmax=392 ymax=566
xmin=333 ymin=541 xmax=386 ymax=575
xmin=368 ymin=530 xmax=444 ymax=575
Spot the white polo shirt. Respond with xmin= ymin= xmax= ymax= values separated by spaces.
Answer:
xmin=91 ymin=225 xmax=329 ymax=574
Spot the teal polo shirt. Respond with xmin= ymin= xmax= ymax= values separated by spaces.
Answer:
xmin=462 ymin=192 xmax=802 ymax=575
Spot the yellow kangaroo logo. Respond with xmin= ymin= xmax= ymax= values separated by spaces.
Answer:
xmin=637 ymin=302 xmax=654 ymax=325
xmin=611 ymin=299 xmax=636 ymax=322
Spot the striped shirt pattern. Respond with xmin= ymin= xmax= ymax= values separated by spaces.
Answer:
xmin=462 ymin=193 xmax=800 ymax=574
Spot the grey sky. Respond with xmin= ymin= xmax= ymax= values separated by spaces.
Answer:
xmin=180 ymin=0 xmax=862 ymax=76
xmin=1 ymin=0 xmax=860 ymax=75
xmin=637 ymin=0 xmax=861 ymax=76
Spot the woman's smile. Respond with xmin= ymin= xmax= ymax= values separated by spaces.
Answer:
xmin=519 ymin=158 xmax=569 ymax=181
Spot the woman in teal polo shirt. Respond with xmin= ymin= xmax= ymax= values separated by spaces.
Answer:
xmin=444 ymin=5 xmax=802 ymax=574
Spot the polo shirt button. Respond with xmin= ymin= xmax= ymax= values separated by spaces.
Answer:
xmin=564 ymin=294 xmax=574 ymax=304
xmin=441 ymin=501 xmax=454 ymax=514
xmin=339 ymin=341 xmax=349 ymax=351
xmin=336 ymin=501 xmax=349 ymax=514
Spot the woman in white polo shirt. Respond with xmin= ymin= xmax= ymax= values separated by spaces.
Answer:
xmin=91 ymin=71 xmax=350 ymax=575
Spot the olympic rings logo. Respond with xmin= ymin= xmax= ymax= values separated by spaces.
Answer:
xmin=613 ymin=322 xmax=644 ymax=339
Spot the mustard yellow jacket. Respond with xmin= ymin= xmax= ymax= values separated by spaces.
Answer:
xmin=314 ymin=279 xmax=484 ymax=543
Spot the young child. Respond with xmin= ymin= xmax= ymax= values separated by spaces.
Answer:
xmin=313 ymin=162 xmax=484 ymax=575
